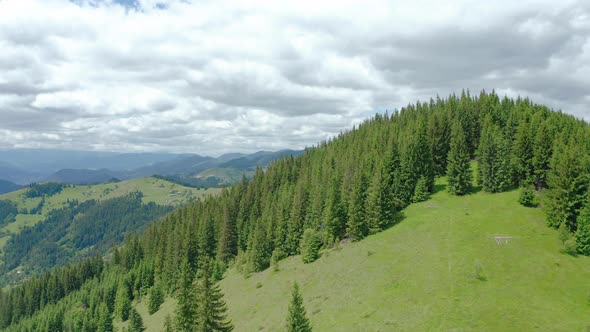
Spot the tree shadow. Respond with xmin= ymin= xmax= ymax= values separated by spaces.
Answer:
xmin=433 ymin=183 xmax=447 ymax=194
xmin=468 ymin=185 xmax=483 ymax=195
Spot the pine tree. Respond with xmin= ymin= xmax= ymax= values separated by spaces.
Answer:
xmin=129 ymin=308 xmax=145 ymax=332
xmin=532 ymin=122 xmax=552 ymax=188
xmin=347 ymin=171 xmax=368 ymax=240
xmin=575 ymin=202 xmax=590 ymax=255
xmin=446 ymin=120 xmax=472 ymax=195
xmin=511 ymin=119 xmax=534 ymax=184
xmin=477 ymin=120 xmax=512 ymax=193
xmin=545 ymin=138 xmax=589 ymax=230
xmin=195 ymin=260 xmax=234 ymax=332
xmin=114 ymin=279 xmax=131 ymax=321
xmin=97 ymin=302 xmax=113 ymax=332
xmin=286 ymin=282 xmax=312 ymax=332
xmin=148 ymin=282 xmax=164 ymax=315
xmin=175 ymin=259 xmax=196 ymax=331
xmin=300 ymin=229 xmax=321 ymax=264
xmin=323 ymin=171 xmax=346 ymax=243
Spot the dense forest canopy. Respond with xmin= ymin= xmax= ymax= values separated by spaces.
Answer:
xmin=1 ymin=90 xmax=589 ymax=331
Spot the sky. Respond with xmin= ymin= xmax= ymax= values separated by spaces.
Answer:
xmin=0 ymin=0 xmax=589 ymax=155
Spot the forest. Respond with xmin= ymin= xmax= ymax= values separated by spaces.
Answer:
xmin=0 ymin=90 xmax=589 ymax=331
xmin=0 ymin=193 xmax=172 ymax=288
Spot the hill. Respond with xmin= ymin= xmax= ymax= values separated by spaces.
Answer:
xmin=44 ymin=168 xmax=121 ymax=185
xmin=1 ymin=91 xmax=589 ymax=331
xmin=0 ymin=180 xmax=20 ymax=194
xmin=130 ymin=178 xmax=590 ymax=331
xmin=0 ymin=177 xmax=220 ymax=286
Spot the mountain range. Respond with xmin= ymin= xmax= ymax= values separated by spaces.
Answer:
xmin=0 ymin=149 xmax=304 ymax=187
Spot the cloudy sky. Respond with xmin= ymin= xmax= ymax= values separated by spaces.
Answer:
xmin=0 ymin=0 xmax=589 ymax=155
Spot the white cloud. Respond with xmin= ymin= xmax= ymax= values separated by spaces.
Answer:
xmin=0 ymin=0 xmax=588 ymax=155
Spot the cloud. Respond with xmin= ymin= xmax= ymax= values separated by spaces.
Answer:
xmin=0 ymin=0 xmax=588 ymax=155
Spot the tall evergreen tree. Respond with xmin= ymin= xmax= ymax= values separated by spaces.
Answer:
xmin=195 ymin=260 xmax=234 ymax=332
xmin=97 ymin=302 xmax=113 ymax=332
xmin=545 ymin=138 xmax=589 ymax=230
xmin=347 ymin=171 xmax=368 ymax=240
xmin=575 ymin=201 xmax=590 ymax=255
xmin=129 ymin=307 xmax=145 ymax=332
xmin=446 ymin=120 xmax=472 ymax=195
xmin=532 ymin=122 xmax=553 ymax=189
xmin=114 ymin=279 xmax=131 ymax=321
xmin=477 ymin=119 xmax=512 ymax=193
xmin=175 ymin=259 xmax=197 ymax=332
xmin=286 ymin=282 xmax=312 ymax=332
xmin=323 ymin=171 xmax=346 ymax=244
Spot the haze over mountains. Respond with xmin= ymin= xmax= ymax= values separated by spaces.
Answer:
xmin=0 ymin=149 xmax=303 ymax=187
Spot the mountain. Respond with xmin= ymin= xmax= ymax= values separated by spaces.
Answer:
xmin=3 ymin=91 xmax=590 ymax=331
xmin=44 ymin=168 xmax=121 ymax=185
xmin=0 ymin=179 xmax=21 ymax=194
xmin=0 ymin=149 xmax=304 ymax=186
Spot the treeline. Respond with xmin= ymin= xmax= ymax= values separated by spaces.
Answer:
xmin=0 ymin=200 xmax=17 ymax=226
xmin=1 ymin=193 xmax=172 ymax=282
xmin=24 ymin=182 xmax=68 ymax=198
xmin=2 ymin=90 xmax=590 ymax=330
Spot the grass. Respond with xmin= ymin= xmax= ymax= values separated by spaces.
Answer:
xmin=126 ymin=177 xmax=590 ymax=331
xmin=0 ymin=177 xmax=221 ymax=252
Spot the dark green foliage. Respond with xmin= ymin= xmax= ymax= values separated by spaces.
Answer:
xmin=518 ymin=186 xmax=538 ymax=208
xmin=412 ymin=176 xmax=430 ymax=203
xmin=447 ymin=120 xmax=472 ymax=195
xmin=347 ymin=171 xmax=368 ymax=240
xmin=287 ymin=282 xmax=312 ymax=332
xmin=175 ymin=259 xmax=196 ymax=331
xmin=545 ymin=138 xmax=589 ymax=231
xmin=477 ymin=120 xmax=513 ymax=193
xmin=24 ymin=182 xmax=67 ymax=198
xmin=195 ymin=260 xmax=234 ymax=332
xmin=0 ymin=199 xmax=17 ymax=226
xmin=576 ymin=204 xmax=590 ymax=255
xmin=114 ymin=279 xmax=131 ymax=321
xmin=4 ymin=90 xmax=590 ymax=331
xmin=129 ymin=307 xmax=145 ymax=332
xmin=148 ymin=282 xmax=165 ymax=315
xmin=97 ymin=302 xmax=113 ymax=332
xmin=1 ymin=193 xmax=170 ymax=279
xmin=300 ymin=229 xmax=322 ymax=264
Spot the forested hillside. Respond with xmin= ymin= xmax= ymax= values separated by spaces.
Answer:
xmin=1 ymin=91 xmax=589 ymax=331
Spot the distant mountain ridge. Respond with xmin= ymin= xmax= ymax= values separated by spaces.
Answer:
xmin=0 ymin=149 xmax=304 ymax=185
xmin=0 ymin=179 xmax=21 ymax=194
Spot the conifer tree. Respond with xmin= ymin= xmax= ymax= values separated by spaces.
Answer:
xmin=129 ymin=307 xmax=145 ymax=332
xmin=575 ymin=202 xmax=590 ymax=255
xmin=300 ymin=229 xmax=321 ymax=264
xmin=114 ymin=279 xmax=131 ymax=321
xmin=286 ymin=282 xmax=312 ymax=332
xmin=148 ymin=282 xmax=164 ymax=315
xmin=195 ymin=260 xmax=234 ymax=332
xmin=175 ymin=259 xmax=196 ymax=331
xmin=477 ymin=120 xmax=512 ymax=193
xmin=323 ymin=172 xmax=346 ymax=243
xmin=545 ymin=138 xmax=589 ymax=230
xmin=446 ymin=120 xmax=472 ymax=195
xmin=97 ymin=302 xmax=113 ymax=332
xmin=532 ymin=122 xmax=552 ymax=188
xmin=347 ymin=171 xmax=368 ymax=240
xmin=511 ymin=119 xmax=534 ymax=184
xmin=412 ymin=176 xmax=430 ymax=203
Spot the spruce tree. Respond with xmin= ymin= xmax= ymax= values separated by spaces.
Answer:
xmin=195 ymin=260 xmax=234 ymax=332
xmin=163 ymin=314 xmax=175 ymax=332
xmin=477 ymin=119 xmax=512 ymax=193
xmin=148 ymin=282 xmax=164 ymax=315
xmin=300 ymin=229 xmax=321 ymax=264
xmin=545 ymin=138 xmax=589 ymax=230
xmin=532 ymin=122 xmax=552 ymax=188
xmin=412 ymin=176 xmax=430 ymax=203
xmin=575 ymin=202 xmax=590 ymax=255
xmin=175 ymin=259 xmax=197 ymax=331
xmin=347 ymin=171 xmax=368 ymax=240
xmin=129 ymin=308 xmax=145 ymax=332
xmin=97 ymin=302 xmax=113 ymax=332
xmin=114 ymin=280 xmax=131 ymax=321
xmin=286 ymin=282 xmax=312 ymax=332
xmin=446 ymin=120 xmax=472 ymax=195
xmin=323 ymin=172 xmax=346 ymax=243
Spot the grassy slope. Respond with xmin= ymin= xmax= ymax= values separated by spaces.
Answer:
xmin=0 ymin=177 xmax=220 ymax=252
xmin=141 ymin=177 xmax=590 ymax=331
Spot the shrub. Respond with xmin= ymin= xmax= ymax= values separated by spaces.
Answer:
xmin=518 ymin=186 xmax=538 ymax=207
